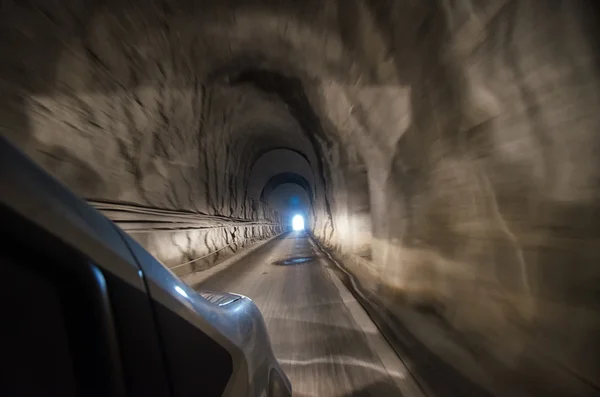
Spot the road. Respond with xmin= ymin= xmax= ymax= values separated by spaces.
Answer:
xmin=196 ymin=231 xmax=423 ymax=397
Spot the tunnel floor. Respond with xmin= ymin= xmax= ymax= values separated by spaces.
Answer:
xmin=196 ymin=231 xmax=423 ymax=397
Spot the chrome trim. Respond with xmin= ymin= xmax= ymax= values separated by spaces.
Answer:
xmin=197 ymin=290 xmax=243 ymax=306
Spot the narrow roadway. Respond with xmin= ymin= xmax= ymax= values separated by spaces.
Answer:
xmin=196 ymin=231 xmax=423 ymax=397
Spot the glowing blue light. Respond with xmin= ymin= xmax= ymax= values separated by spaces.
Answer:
xmin=292 ymin=214 xmax=305 ymax=231
xmin=175 ymin=285 xmax=189 ymax=298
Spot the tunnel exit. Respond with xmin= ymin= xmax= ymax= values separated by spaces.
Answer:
xmin=292 ymin=214 xmax=305 ymax=231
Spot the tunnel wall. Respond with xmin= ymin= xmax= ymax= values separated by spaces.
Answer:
xmin=325 ymin=1 xmax=600 ymax=392
xmin=392 ymin=2 xmax=597 ymax=388
xmin=1 ymin=6 xmax=284 ymax=273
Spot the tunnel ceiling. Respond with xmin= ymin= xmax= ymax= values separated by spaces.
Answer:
xmin=3 ymin=0 xmax=406 ymax=219
xmin=229 ymin=69 xmax=333 ymax=150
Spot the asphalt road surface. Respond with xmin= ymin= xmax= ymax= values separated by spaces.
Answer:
xmin=196 ymin=231 xmax=423 ymax=397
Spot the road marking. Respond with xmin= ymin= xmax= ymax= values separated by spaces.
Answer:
xmin=277 ymin=355 xmax=406 ymax=379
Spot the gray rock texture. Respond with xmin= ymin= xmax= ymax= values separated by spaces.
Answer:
xmin=1 ymin=0 xmax=599 ymax=394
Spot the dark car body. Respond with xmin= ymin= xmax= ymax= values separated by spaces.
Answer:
xmin=0 ymin=138 xmax=291 ymax=397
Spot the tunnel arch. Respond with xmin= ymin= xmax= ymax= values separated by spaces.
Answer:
xmin=205 ymin=63 xmax=340 ymax=240
xmin=260 ymin=172 xmax=313 ymax=205
xmin=226 ymin=68 xmax=337 ymax=229
xmin=249 ymin=147 xmax=314 ymax=178
xmin=247 ymin=148 xmax=316 ymax=201
xmin=269 ymin=183 xmax=313 ymax=231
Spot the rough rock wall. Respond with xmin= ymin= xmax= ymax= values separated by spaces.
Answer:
xmin=308 ymin=1 xmax=600 ymax=391
xmin=367 ymin=2 xmax=600 ymax=391
xmin=0 ymin=1 xmax=289 ymax=272
xmin=1 ymin=0 xmax=599 ymax=393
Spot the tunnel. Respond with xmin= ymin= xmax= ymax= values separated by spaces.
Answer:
xmin=1 ymin=1 xmax=600 ymax=396
xmin=260 ymin=172 xmax=313 ymax=229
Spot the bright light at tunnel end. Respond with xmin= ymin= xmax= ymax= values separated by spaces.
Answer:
xmin=292 ymin=214 xmax=305 ymax=231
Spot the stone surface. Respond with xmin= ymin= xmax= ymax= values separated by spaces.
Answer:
xmin=1 ymin=0 xmax=599 ymax=394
